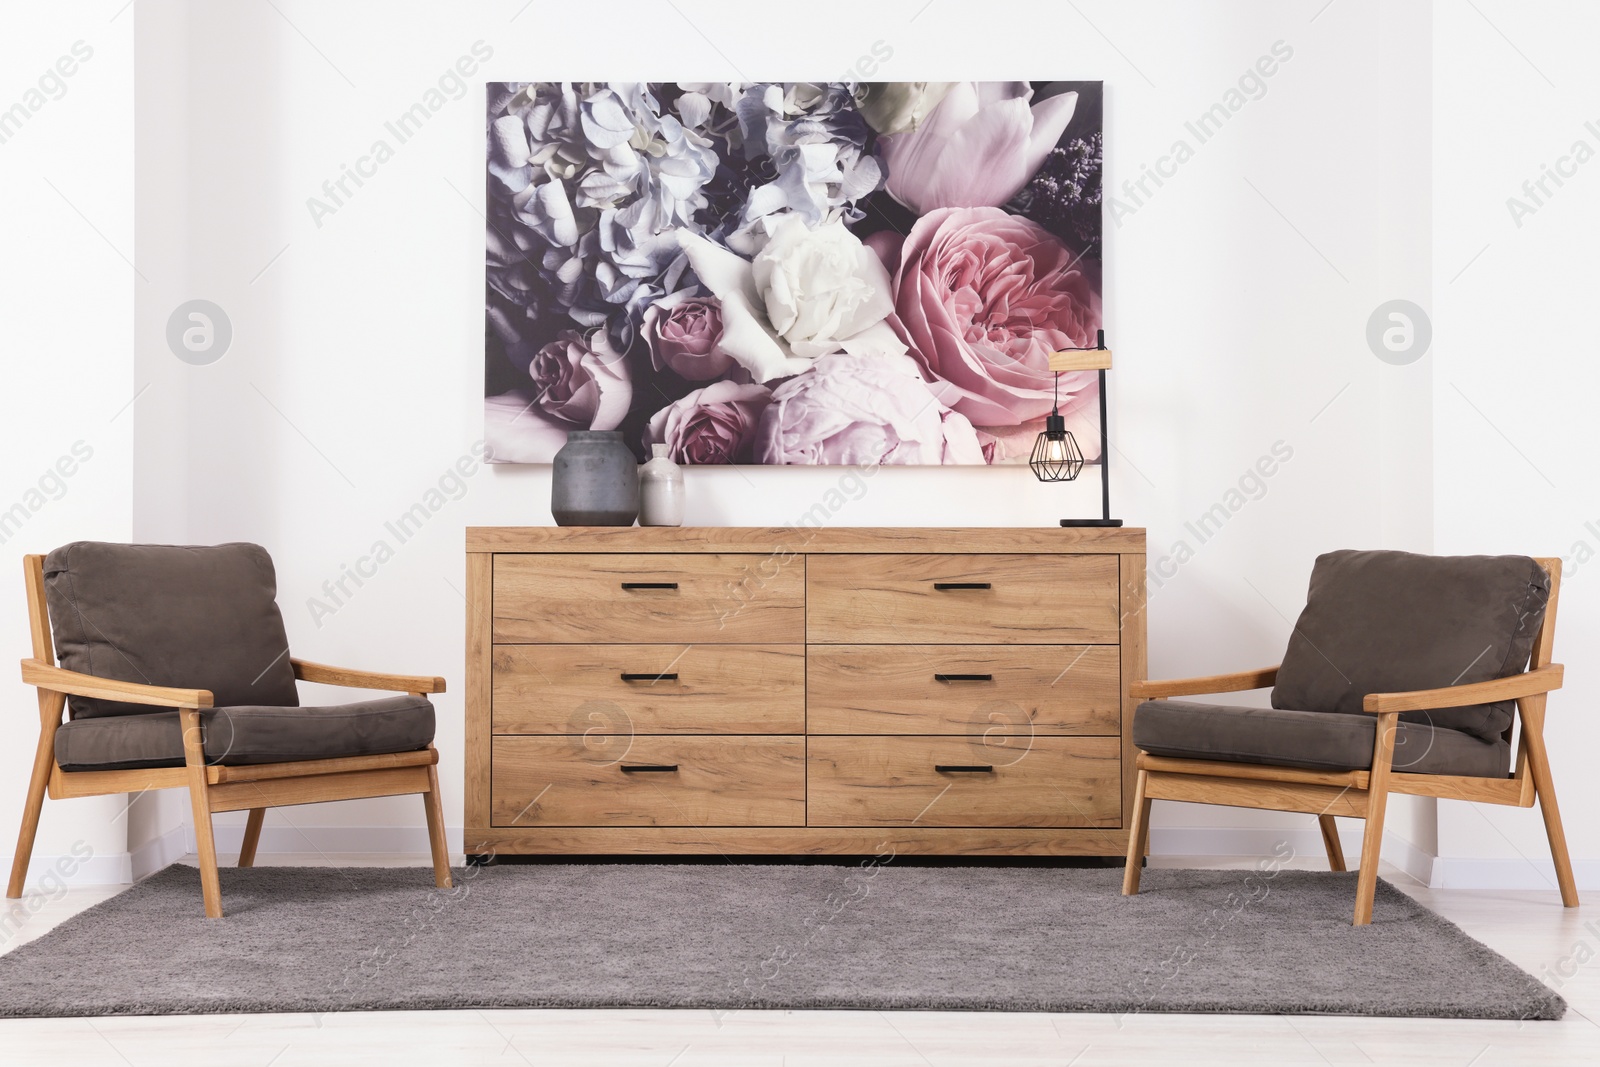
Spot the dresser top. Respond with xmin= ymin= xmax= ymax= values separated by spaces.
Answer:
xmin=467 ymin=526 xmax=1146 ymax=554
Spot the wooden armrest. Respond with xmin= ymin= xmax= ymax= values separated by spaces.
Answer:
xmin=1130 ymin=666 xmax=1280 ymax=700
xmin=1362 ymin=665 xmax=1563 ymax=713
xmin=291 ymin=658 xmax=446 ymax=694
xmin=21 ymin=659 xmax=213 ymax=709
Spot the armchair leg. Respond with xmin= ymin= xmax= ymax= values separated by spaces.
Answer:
xmin=6 ymin=693 xmax=61 ymax=899
xmin=238 ymin=808 xmax=266 ymax=868
xmin=1523 ymin=718 xmax=1579 ymax=908
xmin=186 ymin=777 xmax=224 ymax=919
xmin=1353 ymin=800 xmax=1388 ymax=926
xmin=1354 ymin=712 xmax=1399 ymax=926
xmin=1318 ymin=815 xmax=1346 ymax=872
xmin=1122 ymin=768 xmax=1152 ymax=895
xmin=179 ymin=708 xmax=223 ymax=918
xmin=423 ymin=765 xmax=452 ymax=889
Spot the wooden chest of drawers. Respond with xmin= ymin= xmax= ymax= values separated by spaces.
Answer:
xmin=465 ymin=526 xmax=1146 ymax=858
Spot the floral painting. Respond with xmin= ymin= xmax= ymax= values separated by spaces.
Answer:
xmin=484 ymin=81 xmax=1103 ymax=466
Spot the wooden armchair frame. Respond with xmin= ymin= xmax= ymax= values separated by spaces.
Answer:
xmin=1123 ymin=557 xmax=1574 ymax=925
xmin=7 ymin=554 xmax=452 ymax=918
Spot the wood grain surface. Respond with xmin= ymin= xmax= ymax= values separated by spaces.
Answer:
xmin=493 ymin=553 xmax=805 ymax=644
xmin=806 ymin=644 xmax=1121 ymax=735
xmin=492 ymin=644 xmax=805 ymax=734
xmin=805 ymin=554 xmax=1120 ymax=644
xmin=806 ymin=735 xmax=1121 ymax=828
xmin=492 ymin=735 xmax=805 ymax=827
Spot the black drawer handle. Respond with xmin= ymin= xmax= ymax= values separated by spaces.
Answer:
xmin=933 ymin=582 xmax=991 ymax=590
xmin=934 ymin=673 xmax=993 ymax=683
xmin=935 ymin=764 xmax=995 ymax=773
xmin=621 ymin=581 xmax=678 ymax=590
xmin=620 ymin=764 xmax=679 ymax=774
xmin=620 ymin=672 xmax=679 ymax=683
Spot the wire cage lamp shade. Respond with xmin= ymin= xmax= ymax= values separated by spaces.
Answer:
xmin=1029 ymin=412 xmax=1084 ymax=482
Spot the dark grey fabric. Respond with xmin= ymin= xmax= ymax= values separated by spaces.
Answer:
xmin=0 ymin=865 xmax=1564 ymax=1020
xmin=1271 ymin=550 xmax=1549 ymax=742
xmin=54 ymin=696 xmax=434 ymax=770
xmin=1133 ymin=700 xmax=1511 ymax=777
xmin=43 ymin=542 xmax=300 ymax=719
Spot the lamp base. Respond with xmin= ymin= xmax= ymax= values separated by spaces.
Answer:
xmin=1059 ymin=518 xmax=1125 ymax=527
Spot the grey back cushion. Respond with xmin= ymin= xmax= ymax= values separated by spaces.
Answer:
xmin=44 ymin=542 xmax=300 ymax=718
xmin=1272 ymin=550 xmax=1549 ymax=743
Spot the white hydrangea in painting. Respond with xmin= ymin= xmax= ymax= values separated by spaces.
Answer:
xmin=484 ymin=81 xmax=1105 ymax=466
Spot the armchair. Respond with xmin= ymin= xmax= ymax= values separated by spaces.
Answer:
xmin=1123 ymin=550 xmax=1573 ymax=925
xmin=8 ymin=542 xmax=452 ymax=917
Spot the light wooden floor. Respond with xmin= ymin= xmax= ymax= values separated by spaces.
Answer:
xmin=1 ymin=854 xmax=1595 ymax=1066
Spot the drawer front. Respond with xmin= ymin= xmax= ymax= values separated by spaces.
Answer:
xmin=493 ymin=553 xmax=804 ymax=644
xmin=493 ymin=644 xmax=805 ymax=734
xmin=807 ymin=645 xmax=1121 ymax=735
xmin=492 ymin=736 xmax=805 ymax=827
xmin=806 ymin=736 xmax=1120 ymax=828
xmin=805 ymin=554 xmax=1120 ymax=644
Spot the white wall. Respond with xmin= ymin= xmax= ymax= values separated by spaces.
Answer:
xmin=13 ymin=0 xmax=1591 ymax=886
xmin=1432 ymin=0 xmax=1600 ymax=888
xmin=115 ymin=0 xmax=1420 ymax=867
xmin=0 ymin=1 xmax=135 ymax=892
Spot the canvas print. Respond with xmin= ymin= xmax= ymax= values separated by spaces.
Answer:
xmin=484 ymin=81 xmax=1103 ymax=465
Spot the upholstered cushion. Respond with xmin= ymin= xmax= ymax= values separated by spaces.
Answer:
xmin=43 ymin=542 xmax=301 ymax=719
xmin=53 ymin=695 xmax=435 ymax=771
xmin=1271 ymin=550 xmax=1549 ymax=743
xmin=1132 ymin=700 xmax=1511 ymax=777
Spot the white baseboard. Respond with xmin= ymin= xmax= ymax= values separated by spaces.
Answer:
xmin=129 ymin=824 xmax=189 ymax=881
xmin=193 ymin=823 xmax=1427 ymax=881
xmin=1428 ymin=856 xmax=1600 ymax=891
xmin=120 ymin=825 xmax=457 ymax=883
xmin=118 ymin=824 xmax=468 ymax=885
xmin=1151 ymin=826 xmax=1435 ymax=886
xmin=1374 ymin=832 xmax=1437 ymax=886
xmin=121 ymin=819 xmax=1599 ymax=894
xmin=1 ymin=850 xmax=132 ymax=890
xmin=200 ymin=823 xmax=465 ymax=858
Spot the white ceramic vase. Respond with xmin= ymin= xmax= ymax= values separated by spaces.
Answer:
xmin=638 ymin=444 xmax=685 ymax=527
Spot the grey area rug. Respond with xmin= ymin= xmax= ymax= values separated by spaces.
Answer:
xmin=0 ymin=864 xmax=1563 ymax=1019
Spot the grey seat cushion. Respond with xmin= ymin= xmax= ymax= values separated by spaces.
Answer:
xmin=54 ymin=695 xmax=435 ymax=771
xmin=44 ymin=542 xmax=300 ymax=718
xmin=1133 ymin=700 xmax=1511 ymax=778
xmin=1271 ymin=550 xmax=1550 ymax=742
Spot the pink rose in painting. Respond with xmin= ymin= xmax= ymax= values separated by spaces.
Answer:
xmin=646 ymin=380 xmax=772 ymax=465
xmin=642 ymin=294 xmax=736 ymax=381
xmin=878 ymin=82 xmax=1078 ymax=214
xmin=529 ymin=328 xmax=633 ymax=430
xmin=752 ymin=352 xmax=984 ymax=466
xmin=883 ymin=205 xmax=1100 ymax=428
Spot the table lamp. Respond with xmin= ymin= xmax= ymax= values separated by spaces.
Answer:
xmin=1035 ymin=329 xmax=1122 ymax=528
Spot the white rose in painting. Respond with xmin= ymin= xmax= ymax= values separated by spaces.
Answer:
xmin=752 ymin=216 xmax=896 ymax=360
xmin=678 ymin=215 xmax=903 ymax=382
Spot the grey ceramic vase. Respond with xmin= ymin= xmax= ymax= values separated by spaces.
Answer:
xmin=550 ymin=431 xmax=639 ymax=526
